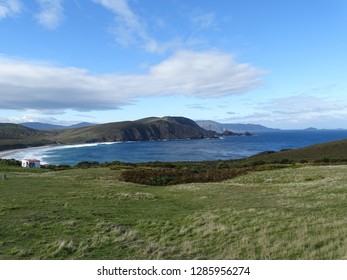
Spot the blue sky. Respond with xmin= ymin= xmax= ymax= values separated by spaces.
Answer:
xmin=0 ymin=0 xmax=346 ymax=129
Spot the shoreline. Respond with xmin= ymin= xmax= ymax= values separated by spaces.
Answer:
xmin=0 ymin=145 xmax=56 ymax=159
xmin=2 ymin=130 xmax=347 ymax=165
xmin=0 ymin=142 xmax=121 ymax=161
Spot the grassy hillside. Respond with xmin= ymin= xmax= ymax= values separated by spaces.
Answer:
xmin=0 ymin=117 xmax=214 ymax=150
xmin=0 ymin=162 xmax=346 ymax=259
xmin=0 ymin=123 xmax=49 ymax=139
xmin=249 ymin=138 xmax=347 ymax=163
xmin=0 ymin=123 xmax=56 ymax=151
xmin=56 ymin=116 xmax=214 ymax=143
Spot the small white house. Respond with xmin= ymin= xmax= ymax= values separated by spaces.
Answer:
xmin=22 ymin=159 xmax=41 ymax=168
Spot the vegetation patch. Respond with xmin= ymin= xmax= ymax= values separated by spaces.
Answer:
xmin=1 ymin=155 xmax=347 ymax=259
xmin=121 ymin=167 xmax=248 ymax=186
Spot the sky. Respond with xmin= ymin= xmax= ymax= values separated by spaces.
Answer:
xmin=0 ymin=0 xmax=347 ymax=129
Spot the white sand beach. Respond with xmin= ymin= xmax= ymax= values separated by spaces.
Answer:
xmin=0 ymin=148 xmax=27 ymax=158
xmin=0 ymin=146 xmax=55 ymax=162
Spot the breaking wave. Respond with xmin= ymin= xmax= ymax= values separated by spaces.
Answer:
xmin=2 ymin=142 xmax=120 ymax=164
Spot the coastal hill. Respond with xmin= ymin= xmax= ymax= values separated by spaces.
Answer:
xmin=0 ymin=123 xmax=55 ymax=151
xmin=0 ymin=123 xmax=49 ymax=139
xmin=0 ymin=116 xmax=217 ymax=151
xmin=249 ymin=137 xmax=347 ymax=162
xmin=56 ymin=116 xmax=216 ymax=143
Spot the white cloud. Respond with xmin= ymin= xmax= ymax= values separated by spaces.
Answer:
xmin=0 ymin=51 xmax=263 ymax=112
xmin=0 ymin=0 xmax=22 ymax=20
xmin=147 ymin=51 xmax=262 ymax=97
xmin=35 ymin=0 xmax=64 ymax=29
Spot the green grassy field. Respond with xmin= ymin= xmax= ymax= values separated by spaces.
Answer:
xmin=1 ymin=162 xmax=347 ymax=260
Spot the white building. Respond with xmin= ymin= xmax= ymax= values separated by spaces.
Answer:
xmin=22 ymin=159 xmax=41 ymax=168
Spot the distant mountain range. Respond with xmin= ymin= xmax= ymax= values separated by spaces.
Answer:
xmin=196 ymin=120 xmax=279 ymax=133
xmin=19 ymin=122 xmax=96 ymax=130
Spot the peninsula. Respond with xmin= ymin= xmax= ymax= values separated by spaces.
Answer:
xmin=0 ymin=116 xmax=251 ymax=152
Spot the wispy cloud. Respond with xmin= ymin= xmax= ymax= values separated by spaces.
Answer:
xmin=224 ymin=95 xmax=347 ymax=127
xmin=0 ymin=0 xmax=22 ymax=20
xmin=0 ymin=0 xmax=64 ymax=29
xmin=35 ymin=0 xmax=64 ymax=29
xmin=92 ymin=0 xmax=181 ymax=54
xmin=261 ymin=95 xmax=347 ymax=116
xmin=5 ymin=112 xmax=90 ymax=126
xmin=190 ymin=9 xmax=216 ymax=29
xmin=6 ymin=112 xmax=58 ymax=123
xmin=93 ymin=0 xmax=144 ymax=44
xmin=92 ymin=0 xmax=151 ymax=52
xmin=0 ymin=50 xmax=263 ymax=112
xmin=186 ymin=104 xmax=212 ymax=110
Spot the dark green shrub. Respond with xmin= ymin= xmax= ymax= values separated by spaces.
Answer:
xmin=217 ymin=162 xmax=230 ymax=169
xmin=251 ymin=160 xmax=265 ymax=166
xmin=280 ymin=158 xmax=292 ymax=164
xmin=144 ymin=175 xmax=173 ymax=186
xmin=0 ymin=159 xmax=21 ymax=166
xmin=75 ymin=161 xmax=100 ymax=168
xmin=122 ymin=167 xmax=248 ymax=186
xmin=314 ymin=158 xmax=330 ymax=164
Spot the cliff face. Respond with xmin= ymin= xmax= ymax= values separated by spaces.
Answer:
xmin=120 ymin=117 xmax=211 ymax=141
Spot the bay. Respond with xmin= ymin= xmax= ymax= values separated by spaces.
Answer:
xmin=4 ymin=130 xmax=347 ymax=165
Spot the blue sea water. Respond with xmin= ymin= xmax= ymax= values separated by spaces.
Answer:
xmin=5 ymin=130 xmax=347 ymax=165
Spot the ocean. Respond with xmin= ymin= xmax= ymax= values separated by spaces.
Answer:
xmin=4 ymin=130 xmax=347 ymax=165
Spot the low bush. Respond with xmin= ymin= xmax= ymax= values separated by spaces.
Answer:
xmin=314 ymin=158 xmax=331 ymax=164
xmin=105 ymin=161 xmax=137 ymax=168
xmin=0 ymin=159 xmax=21 ymax=166
xmin=41 ymin=164 xmax=71 ymax=171
xmin=122 ymin=167 xmax=248 ymax=186
xmin=75 ymin=161 xmax=100 ymax=168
